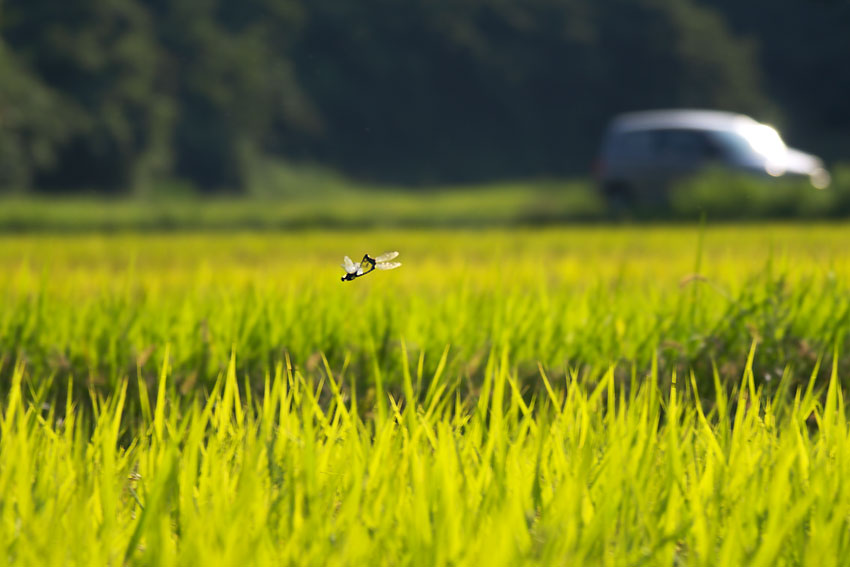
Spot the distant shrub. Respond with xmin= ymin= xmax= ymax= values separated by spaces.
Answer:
xmin=669 ymin=165 xmax=850 ymax=219
xmin=827 ymin=163 xmax=850 ymax=216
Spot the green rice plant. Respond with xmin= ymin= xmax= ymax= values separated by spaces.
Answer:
xmin=1 ymin=225 xmax=849 ymax=406
xmin=1 ymin=345 xmax=849 ymax=566
xmin=3 ymin=218 xmax=849 ymax=565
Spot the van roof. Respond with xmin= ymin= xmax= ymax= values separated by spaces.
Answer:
xmin=609 ymin=109 xmax=758 ymax=133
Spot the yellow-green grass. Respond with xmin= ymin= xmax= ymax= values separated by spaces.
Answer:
xmin=2 ymin=347 xmax=848 ymax=565
xmin=2 ymin=225 xmax=849 ymax=404
xmin=3 ymin=224 xmax=850 ymax=564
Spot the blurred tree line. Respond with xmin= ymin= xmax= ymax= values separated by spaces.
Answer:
xmin=0 ymin=0 xmax=847 ymax=192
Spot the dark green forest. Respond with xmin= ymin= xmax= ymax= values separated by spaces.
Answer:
xmin=0 ymin=0 xmax=848 ymax=193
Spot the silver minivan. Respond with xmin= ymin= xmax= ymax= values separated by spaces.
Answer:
xmin=596 ymin=109 xmax=830 ymax=205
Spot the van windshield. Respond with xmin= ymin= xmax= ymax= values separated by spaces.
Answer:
xmin=709 ymin=125 xmax=786 ymax=161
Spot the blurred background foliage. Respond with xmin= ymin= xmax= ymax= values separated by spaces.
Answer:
xmin=1 ymin=167 xmax=850 ymax=231
xmin=0 ymin=0 xmax=848 ymax=194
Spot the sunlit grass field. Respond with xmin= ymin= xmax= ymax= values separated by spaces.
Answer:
xmin=2 ymin=224 xmax=850 ymax=565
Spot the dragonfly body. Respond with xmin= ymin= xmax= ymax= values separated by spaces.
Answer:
xmin=341 ymin=251 xmax=401 ymax=281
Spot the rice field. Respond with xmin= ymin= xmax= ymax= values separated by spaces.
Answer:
xmin=2 ymin=224 xmax=850 ymax=565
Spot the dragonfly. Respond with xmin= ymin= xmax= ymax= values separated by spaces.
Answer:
xmin=341 ymin=251 xmax=402 ymax=281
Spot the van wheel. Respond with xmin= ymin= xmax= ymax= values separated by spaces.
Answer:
xmin=604 ymin=182 xmax=635 ymax=213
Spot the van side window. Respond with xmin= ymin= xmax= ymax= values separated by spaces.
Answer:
xmin=656 ymin=129 xmax=716 ymax=162
xmin=607 ymin=131 xmax=655 ymax=161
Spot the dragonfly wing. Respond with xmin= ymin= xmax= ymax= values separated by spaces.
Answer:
xmin=374 ymin=251 xmax=399 ymax=263
xmin=357 ymin=255 xmax=376 ymax=276
xmin=376 ymin=261 xmax=402 ymax=270
xmin=342 ymin=256 xmax=357 ymax=274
